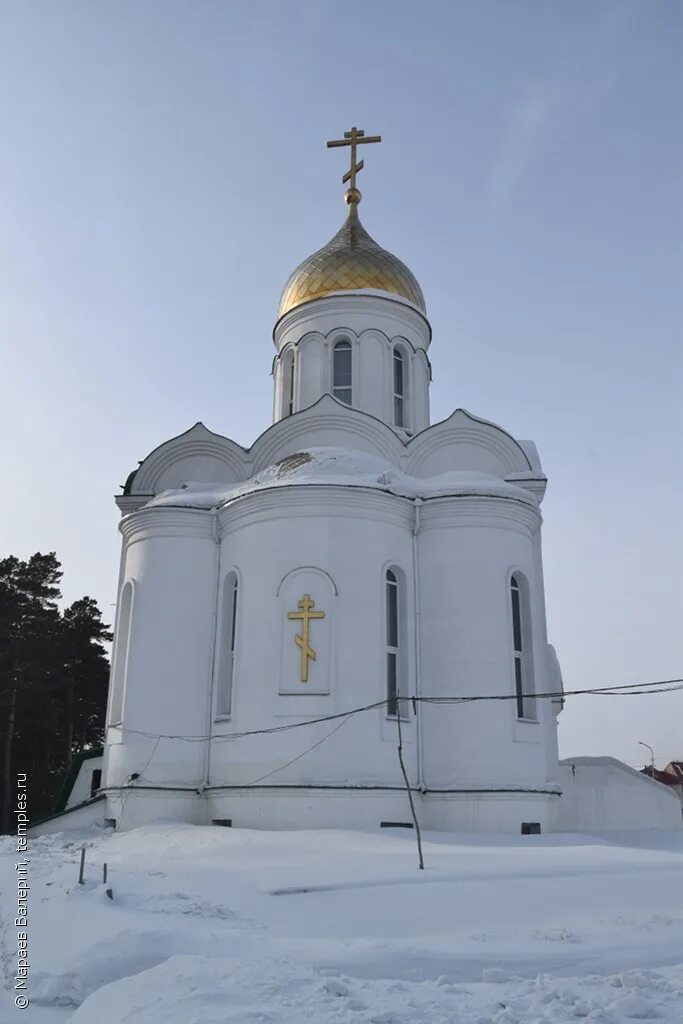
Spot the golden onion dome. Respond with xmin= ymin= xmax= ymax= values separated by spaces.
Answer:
xmin=278 ymin=189 xmax=426 ymax=318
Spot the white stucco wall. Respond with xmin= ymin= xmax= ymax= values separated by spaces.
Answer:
xmin=557 ymin=757 xmax=682 ymax=831
xmin=209 ymin=486 xmax=419 ymax=792
xmin=103 ymin=508 xmax=217 ymax=796
xmin=418 ymin=496 xmax=555 ymax=794
xmin=29 ymin=798 xmax=106 ymax=837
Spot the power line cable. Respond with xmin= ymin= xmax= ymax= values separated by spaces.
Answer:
xmin=240 ymin=715 xmax=352 ymax=786
xmin=118 ymin=734 xmax=162 ymax=819
xmin=115 ymin=676 xmax=683 ymax=744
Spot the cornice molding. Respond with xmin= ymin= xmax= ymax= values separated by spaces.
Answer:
xmin=115 ymin=495 xmax=151 ymax=516
xmin=273 ymin=292 xmax=432 ymax=351
xmin=505 ymin=476 xmax=547 ymax=502
xmin=419 ymin=495 xmax=542 ymax=536
xmin=217 ymin=484 xmax=414 ymax=533
xmin=120 ymin=506 xmax=216 ymax=544
xmin=274 ymin=323 xmax=431 ymax=365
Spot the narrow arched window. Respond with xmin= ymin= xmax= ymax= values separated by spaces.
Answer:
xmin=282 ymin=349 xmax=296 ymax=417
xmin=332 ymin=339 xmax=352 ymax=405
xmin=393 ymin=347 xmax=407 ymax=427
xmin=216 ymin=572 xmax=239 ymax=717
xmin=510 ymin=573 xmax=535 ymax=720
xmin=385 ymin=568 xmax=407 ymax=718
xmin=109 ymin=581 xmax=133 ymax=725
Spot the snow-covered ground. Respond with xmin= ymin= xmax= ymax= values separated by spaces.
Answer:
xmin=2 ymin=824 xmax=682 ymax=1022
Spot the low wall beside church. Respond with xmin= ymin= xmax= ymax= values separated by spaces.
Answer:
xmin=557 ymin=756 xmax=682 ymax=831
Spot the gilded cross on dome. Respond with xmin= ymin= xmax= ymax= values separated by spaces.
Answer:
xmin=277 ymin=126 xmax=425 ymax=318
xmin=326 ymin=126 xmax=382 ymax=202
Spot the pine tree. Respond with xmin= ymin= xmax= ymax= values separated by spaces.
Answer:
xmin=0 ymin=553 xmax=110 ymax=830
xmin=58 ymin=597 xmax=112 ymax=763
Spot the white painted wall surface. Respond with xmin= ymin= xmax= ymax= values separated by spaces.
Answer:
xmin=557 ymin=757 xmax=682 ymax=830
xmin=29 ymin=798 xmax=105 ymax=837
xmin=103 ymin=508 xmax=216 ymax=796
xmin=209 ymin=487 xmax=418 ymax=791
xmin=417 ymin=497 xmax=558 ymax=808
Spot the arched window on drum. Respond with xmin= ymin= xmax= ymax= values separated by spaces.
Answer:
xmin=282 ymin=347 xmax=296 ymax=417
xmin=392 ymin=345 xmax=409 ymax=428
xmin=332 ymin=339 xmax=352 ymax=406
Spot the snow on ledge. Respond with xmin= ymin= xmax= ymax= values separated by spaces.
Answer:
xmin=146 ymin=447 xmax=537 ymax=511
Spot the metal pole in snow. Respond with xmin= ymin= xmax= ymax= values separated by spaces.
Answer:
xmin=395 ymin=701 xmax=425 ymax=870
xmin=639 ymin=740 xmax=655 ymax=778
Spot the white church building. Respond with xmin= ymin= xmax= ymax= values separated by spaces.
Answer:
xmin=41 ymin=129 xmax=675 ymax=838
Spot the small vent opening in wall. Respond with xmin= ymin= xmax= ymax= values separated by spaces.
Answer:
xmin=380 ymin=821 xmax=414 ymax=829
xmin=212 ymin=818 xmax=233 ymax=827
xmin=521 ymin=822 xmax=541 ymax=835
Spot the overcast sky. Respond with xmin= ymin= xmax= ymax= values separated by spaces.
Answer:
xmin=1 ymin=0 xmax=681 ymax=769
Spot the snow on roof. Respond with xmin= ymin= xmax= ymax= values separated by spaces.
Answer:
xmin=146 ymin=447 xmax=537 ymax=511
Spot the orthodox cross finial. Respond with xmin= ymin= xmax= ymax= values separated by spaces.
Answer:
xmin=326 ymin=126 xmax=381 ymax=205
xmin=287 ymin=594 xmax=325 ymax=683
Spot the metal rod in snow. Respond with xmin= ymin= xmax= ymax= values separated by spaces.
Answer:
xmin=395 ymin=699 xmax=424 ymax=869
xmin=78 ymin=847 xmax=86 ymax=884
xmin=103 ymin=863 xmax=108 ymax=884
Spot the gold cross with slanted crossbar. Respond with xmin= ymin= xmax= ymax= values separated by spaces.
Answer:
xmin=326 ymin=126 xmax=382 ymax=193
xmin=287 ymin=594 xmax=325 ymax=683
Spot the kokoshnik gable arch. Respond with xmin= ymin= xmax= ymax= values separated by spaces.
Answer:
xmin=99 ymin=127 xmax=577 ymax=834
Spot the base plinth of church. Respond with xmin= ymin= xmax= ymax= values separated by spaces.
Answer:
xmin=105 ymin=786 xmax=561 ymax=835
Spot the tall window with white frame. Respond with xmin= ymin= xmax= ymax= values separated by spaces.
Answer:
xmin=332 ymin=339 xmax=352 ymax=405
xmin=109 ymin=581 xmax=133 ymax=725
xmin=393 ymin=346 xmax=407 ymax=428
xmin=510 ymin=573 xmax=535 ymax=719
xmin=385 ymin=568 xmax=404 ymax=717
xmin=216 ymin=572 xmax=239 ymax=717
xmin=282 ymin=349 xmax=296 ymax=417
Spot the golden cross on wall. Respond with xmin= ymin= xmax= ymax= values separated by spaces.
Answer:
xmin=287 ymin=594 xmax=325 ymax=683
xmin=326 ymin=126 xmax=382 ymax=193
